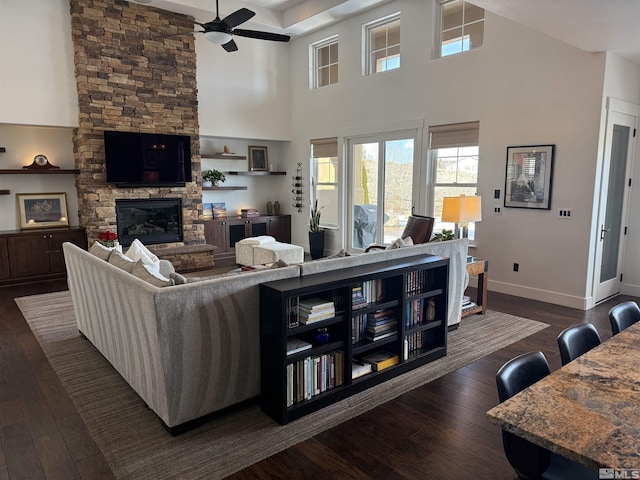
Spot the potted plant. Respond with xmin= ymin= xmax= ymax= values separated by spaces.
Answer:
xmin=309 ymin=199 xmax=325 ymax=259
xmin=202 ymin=169 xmax=225 ymax=187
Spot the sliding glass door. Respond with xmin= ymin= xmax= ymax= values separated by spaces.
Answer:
xmin=349 ymin=132 xmax=416 ymax=250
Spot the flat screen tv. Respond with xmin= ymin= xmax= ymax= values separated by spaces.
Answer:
xmin=104 ymin=131 xmax=192 ymax=187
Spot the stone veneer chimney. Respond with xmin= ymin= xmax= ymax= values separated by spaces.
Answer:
xmin=69 ymin=0 xmax=204 ymax=246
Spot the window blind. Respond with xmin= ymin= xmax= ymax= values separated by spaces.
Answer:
xmin=429 ymin=121 xmax=479 ymax=149
xmin=311 ymin=137 xmax=338 ymax=158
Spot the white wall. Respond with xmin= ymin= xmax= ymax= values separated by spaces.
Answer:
xmin=0 ymin=0 xmax=78 ymax=127
xmin=287 ymin=0 xmax=606 ymax=308
xmin=196 ymin=34 xmax=291 ymax=140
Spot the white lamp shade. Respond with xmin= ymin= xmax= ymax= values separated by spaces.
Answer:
xmin=442 ymin=195 xmax=482 ymax=223
xmin=204 ymin=31 xmax=233 ymax=45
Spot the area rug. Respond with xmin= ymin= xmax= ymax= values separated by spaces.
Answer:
xmin=16 ymin=291 xmax=548 ymax=480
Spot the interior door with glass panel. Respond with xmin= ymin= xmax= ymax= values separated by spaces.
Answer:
xmin=594 ymin=111 xmax=636 ymax=304
xmin=349 ymin=133 xmax=415 ymax=250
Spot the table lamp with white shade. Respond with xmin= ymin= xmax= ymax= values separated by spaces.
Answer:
xmin=442 ymin=195 xmax=482 ymax=239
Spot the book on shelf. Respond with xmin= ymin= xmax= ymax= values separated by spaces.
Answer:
xmin=286 ymin=350 xmax=344 ymax=406
xmin=365 ymin=330 xmax=396 ymax=341
xmin=351 ymin=361 xmax=373 ymax=379
xmin=299 ymin=310 xmax=335 ymax=324
xmin=286 ymin=338 xmax=312 ymax=356
xmin=299 ymin=297 xmax=334 ymax=311
xmin=362 ymin=351 xmax=399 ymax=372
xmin=240 ymin=208 xmax=260 ymax=217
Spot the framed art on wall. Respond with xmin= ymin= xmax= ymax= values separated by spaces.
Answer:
xmin=16 ymin=192 xmax=69 ymax=229
xmin=248 ymin=146 xmax=269 ymax=171
xmin=504 ymin=145 xmax=555 ymax=210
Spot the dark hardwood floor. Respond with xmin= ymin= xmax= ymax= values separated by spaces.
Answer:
xmin=0 ymin=279 xmax=631 ymax=479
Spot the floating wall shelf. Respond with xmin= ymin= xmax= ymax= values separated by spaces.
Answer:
xmin=201 ymin=153 xmax=246 ymax=160
xmin=227 ymin=171 xmax=286 ymax=176
xmin=0 ymin=147 xmax=6 ymax=153
xmin=203 ymin=186 xmax=248 ymax=191
xmin=0 ymin=169 xmax=80 ymax=175
xmin=0 ymin=190 xmax=9 ymax=195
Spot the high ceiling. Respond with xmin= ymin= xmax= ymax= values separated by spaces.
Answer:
xmin=133 ymin=0 xmax=640 ymax=65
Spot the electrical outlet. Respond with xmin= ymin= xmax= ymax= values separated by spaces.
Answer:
xmin=513 ymin=263 xmax=519 ymax=272
xmin=558 ymin=209 xmax=573 ymax=218
xmin=493 ymin=206 xmax=502 ymax=215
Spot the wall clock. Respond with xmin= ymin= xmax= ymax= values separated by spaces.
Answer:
xmin=23 ymin=154 xmax=59 ymax=170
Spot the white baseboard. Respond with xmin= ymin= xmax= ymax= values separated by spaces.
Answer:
xmin=621 ymin=283 xmax=640 ymax=297
xmin=486 ymin=279 xmax=590 ymax=310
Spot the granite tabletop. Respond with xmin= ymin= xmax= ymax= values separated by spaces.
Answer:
xmin=487 ymin=322 xmax=640 ymax=470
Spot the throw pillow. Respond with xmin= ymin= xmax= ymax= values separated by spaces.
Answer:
xmin=89 ymin=241 xmax=113 ymax=261
xmin=238 ymin=235 xmax=275 ymax=245
xmin=108 ymin=250 xmax=136 ymax=273
xmin=169 ymin=272 xmax=207 ymax=284
xmin=270 ymin=259 xmax=290 ymax=268
xmin=169 ymin=272 xmax=189 ymax=285
xmin=125 ymin=239 xmax=160 ymax=264
xmin=131 ymin=261 xmax=174 ymax=287
xmin=324 ymin=248 xmax=350 ymax=259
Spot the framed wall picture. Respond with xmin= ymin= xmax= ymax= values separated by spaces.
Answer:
xmin=504 ymin=145 xmax=555 ymax=210
xmin=16 ymin=192 xmax=69 ymax=229
xmin=248 ymin=146 xmax=269 ymax=171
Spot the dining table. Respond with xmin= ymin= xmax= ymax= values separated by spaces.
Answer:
xmin=486 ymin=322 xmax=640 ymax=471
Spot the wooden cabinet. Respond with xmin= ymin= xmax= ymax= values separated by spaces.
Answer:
xmin=260 ymin=254 xmax=449 ymax=425
xmin=0 ymin=238 xmax=10 ymax=280
xmin=203 ymin=215 xmax=291 ymax=267
xmin=0 ymin=227 xmax=87 ymax=284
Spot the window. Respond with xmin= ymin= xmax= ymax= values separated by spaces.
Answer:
xmin=364 ymin=13 xmax=400 ymax=75
xmin=310 ymin=36 xmax=338 ymax=89
xmin=438 ymin=0 xmax=484 ymax=58
xmin=311 ymin=138 xmax=339 ymax=228
xmin=429 ymin=122 xmax=480 ymax=238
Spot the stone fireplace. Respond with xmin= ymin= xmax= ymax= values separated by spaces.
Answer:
xmin=69 ymin=0 xmax=205 ymax=254
xmin=116 ymin=198 xmax=183 ymax=247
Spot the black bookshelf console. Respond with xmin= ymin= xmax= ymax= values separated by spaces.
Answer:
xmin=260 ymin=254 xmax=449 ymax=425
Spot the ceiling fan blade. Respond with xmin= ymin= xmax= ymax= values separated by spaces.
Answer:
xmin=222 ymin=39 xmax=238 ymax=52
xmin=222 ymin=8 xmax=255 ymax=28
xmin=233 ymin=29 xmax=290 ymax=42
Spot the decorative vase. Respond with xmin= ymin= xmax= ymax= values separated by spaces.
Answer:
xmin=266 ymin=201 xmax=274 ymax=215
xmin=274 ymin=201 xmax=280 ymax=216
xmin=203 ymin=180 xmax=212 ymax=187
xmin=309 ymin=231 xmax=325 ymax=260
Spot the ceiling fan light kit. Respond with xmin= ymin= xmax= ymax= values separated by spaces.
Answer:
xmin=204 ymin=30 xmax=233 ymax=45
xmin=183 ymin=0 xmax=290 ymax=52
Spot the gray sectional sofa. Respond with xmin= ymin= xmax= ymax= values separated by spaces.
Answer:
xmin=63 ymin=238 xmax=468 ymax=432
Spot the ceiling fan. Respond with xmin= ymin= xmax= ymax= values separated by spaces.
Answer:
xmin=191 ymin=0 xmax=290 ymax=52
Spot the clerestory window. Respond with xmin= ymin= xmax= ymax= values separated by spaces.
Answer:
xmin=364 ymin=13 xmax=400 ymax=75
xmin=438 ymin=0 xmax=484 ymax=58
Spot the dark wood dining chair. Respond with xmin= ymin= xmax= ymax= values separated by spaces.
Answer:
xmin=496 ymin=351 xmax=598 ymax=480
xmin=556 ymin=323 xmax=601 ymax=366
xmin=609 ymin=300 xmax=640 ymax=335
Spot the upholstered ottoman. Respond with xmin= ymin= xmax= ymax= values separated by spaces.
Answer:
xmin=253 ymin=242 xmax=304 ymax=265
xmin=235 ymin=235 xmax=276 ymax=266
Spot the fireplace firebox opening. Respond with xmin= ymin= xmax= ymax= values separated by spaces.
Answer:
xmin=115 ymin=198 xmax=183 ymax=247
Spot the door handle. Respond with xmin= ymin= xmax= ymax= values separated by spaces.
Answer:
xmin=600 ymin=225 xmax=612 ymax=240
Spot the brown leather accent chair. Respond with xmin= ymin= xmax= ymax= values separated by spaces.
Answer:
xmin=365 ymin=214 xmax=435 ymax=252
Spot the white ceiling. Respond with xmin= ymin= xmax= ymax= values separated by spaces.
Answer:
xmin=133 ymin=0 xmax=640 ymax=65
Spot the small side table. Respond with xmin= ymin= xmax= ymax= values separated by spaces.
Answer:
xmin=462 ymin=258 xmax=488 ymax=317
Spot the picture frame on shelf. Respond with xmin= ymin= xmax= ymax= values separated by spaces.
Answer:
xmin=16 ymin=192 xmax=69 ymax=229
xmin=248 ymin=146 xmax=269 ymax=171
xmin=504 ymin=144 xmax=555 ymax=210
